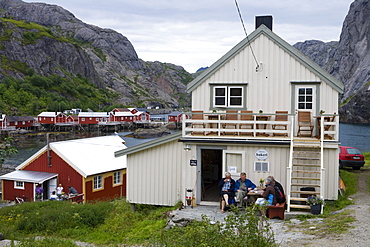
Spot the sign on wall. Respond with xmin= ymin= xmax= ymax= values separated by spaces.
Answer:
xmin=255 ymin=149 xmax=269 ymax=160
xmin=190 ymin=160 xmax=197 ymax=166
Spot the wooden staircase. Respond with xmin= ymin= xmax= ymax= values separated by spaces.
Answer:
xmin=287 ymin=140 xmax=324 ymax=212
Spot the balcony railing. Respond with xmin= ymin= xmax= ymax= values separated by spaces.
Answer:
xmin=182 ymin=112 xmax=338 ymax=141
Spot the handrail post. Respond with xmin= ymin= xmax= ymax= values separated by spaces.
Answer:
xmin=182 ymin=114 xmax=186 ymax=137
xmin=286 ymin=115 xmax=295 ymax=212
xmin=320 ymin=115 xmax=325 ymax=213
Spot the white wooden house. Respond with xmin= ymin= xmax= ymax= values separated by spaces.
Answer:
xmin=115 ymin=17 xmax=344 ymax=212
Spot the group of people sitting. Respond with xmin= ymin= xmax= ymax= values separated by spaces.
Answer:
xmin=50 ymin=184 xmax=79 ymax=200
xmin=218 ymin=172 xmax=285 ymax=214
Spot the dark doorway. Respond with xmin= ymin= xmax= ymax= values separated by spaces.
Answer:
xmin=201 ymin=149 xmax=222 ymax=202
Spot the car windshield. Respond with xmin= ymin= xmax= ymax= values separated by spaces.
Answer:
xmin=347 ymin=148 xmax=362 ymax=155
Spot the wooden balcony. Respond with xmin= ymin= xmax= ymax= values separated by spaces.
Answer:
xmin=182 ymin=112 xmax=338 ymax=142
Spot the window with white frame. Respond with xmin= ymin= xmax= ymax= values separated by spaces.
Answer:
xmin=93 ymin=175 xmax=103 ymax=190
xmin=113 ymin=171 xmax=121 ymax=185
xmin=213 ymin=86 xmax=244 ymax=108
xmin=298 ymin=87 xmax=313 ymax=110
xmin=254 ymin=161 xmax=269 ymax=172
xmin=14 ymin=181 xmax=24 ymax=189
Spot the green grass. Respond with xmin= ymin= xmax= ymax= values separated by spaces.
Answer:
xmin=0 ymin=199 xmax=277 ymax=246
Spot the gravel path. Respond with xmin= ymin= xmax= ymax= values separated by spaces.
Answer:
xmin=279 ymin=170 xmax=370 ymax=246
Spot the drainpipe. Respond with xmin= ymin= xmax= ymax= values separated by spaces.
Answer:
xmin=47 ymin=133 xmax=52 ymax=167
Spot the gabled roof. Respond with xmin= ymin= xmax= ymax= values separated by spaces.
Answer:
xmin=115 ymin=132 xmax=182 ymax=157
xmin=187 ymin=25 xmax=344 ymax=94
xmin=78 ymin=112 xmax=110 ymax=117
xmin=17 ymin=135 xmax=127 ymax=178
xmin=168 ymin=111 xmax=184 ymax=116
xmin=0 ymin=170 xmax=57 ymax=183
xmin=7 ymin=116 xmax=35 ymax=122
xmin=38 ymin=112 xmax=62 ymax=117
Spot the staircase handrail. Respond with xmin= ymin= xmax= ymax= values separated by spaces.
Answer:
xmin=286 ymin=115 xmax=295 ymax=212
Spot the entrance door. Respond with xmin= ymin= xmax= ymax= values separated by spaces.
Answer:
xmin=201 ymin=149 xmax=222 ymax=202
xmin=222 ymin=150 xmax=245 ymax=180
xmin=47 ymin=178 xmax=58 ymax=200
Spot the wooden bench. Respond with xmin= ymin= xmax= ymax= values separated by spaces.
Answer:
xmin=268 ymin=198 xmax=286 ymax=220
xmin=68 ymin=194 xmax=84 ymax=204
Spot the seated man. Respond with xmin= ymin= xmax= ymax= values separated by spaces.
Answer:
xmin=68 ymin=186 xmax=78 ymax=196
xmin=235 ymin=172 xmax=256 ymax=207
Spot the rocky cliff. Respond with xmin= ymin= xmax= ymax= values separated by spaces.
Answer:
xmin=0 ymin=0 xmax=192 ymax=109
xmin=294 ymin=0 xmax=370 ymax=123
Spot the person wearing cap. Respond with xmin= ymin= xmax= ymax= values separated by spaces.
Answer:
xmin=255 ymin=177 xmax=277 ymax=216
xmin=235 ymin=172 xmax=256 ymax=207
xmin=218 ymin=172 xmax=236 ymax=213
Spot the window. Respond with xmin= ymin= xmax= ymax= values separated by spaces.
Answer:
xmin=81 ymin=118 xmax=85 ymax=121
xmin=254 ymin=161 xmax=269 ymax=172
xmin=93 ymin=175 xmax=103 ymax=190
xmin=113 ymin=171 xmax=121 ymax=185
xmin=214 ymin=86 xmax=244 ymax=108
xmin=298 ymin=87 xmax=313 ymax=110
xmin=14 ymin=181 xmax=24 ymax=189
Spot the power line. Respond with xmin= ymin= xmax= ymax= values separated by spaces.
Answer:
xmin=234 ymin=0 xmax=260 ymax=71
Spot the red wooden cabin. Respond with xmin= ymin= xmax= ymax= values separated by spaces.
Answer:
xmin=6 ymin=116 xmax=35 ymax=129
xmin=0 ymin=136 xmax=127 ymax=203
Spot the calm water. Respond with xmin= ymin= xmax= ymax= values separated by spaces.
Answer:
xmin=3 ymin=131 xmax=159 ymax=166
xmin=339 ymin=123 xmax=370 ymax=152
xmin=3 ymin=122 xmax=370 ymax=166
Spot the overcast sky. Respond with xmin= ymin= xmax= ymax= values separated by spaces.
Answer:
xmin=23 ymin=0 xmax=354 ymax=73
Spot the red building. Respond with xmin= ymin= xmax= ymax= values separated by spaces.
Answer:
xmin=0 ymin=113 xmax=7 ymax=129
xmin=0 ymin=136 xmax=127 ymax=203
xmin=78 ymin=112 xmax=109 ymax=125
xmin=109 ymin=111 xmax=150 ymax=122
xmin=38 ymin=112 xmax=67 ymax=124
xmin=168 ymin=111 xmax=187 ymax=123
xmin=6 ymin=116 xmax=36 ymax=129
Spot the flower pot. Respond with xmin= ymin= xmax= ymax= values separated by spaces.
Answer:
xmin=310 ymin=204 xmax=322 ymax=215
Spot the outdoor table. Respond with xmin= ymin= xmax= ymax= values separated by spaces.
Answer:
xmin=246 ymin=189 xmax=264 ymax=205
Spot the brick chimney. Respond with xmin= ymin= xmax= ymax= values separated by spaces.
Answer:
xmin=255 ymin=15 xmax=273 ymax=31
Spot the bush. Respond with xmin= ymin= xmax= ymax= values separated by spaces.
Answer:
xmin=158 ymin=207 xmax=277 ymax=247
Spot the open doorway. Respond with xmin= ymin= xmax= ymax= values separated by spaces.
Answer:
xmin=201 ymin=149 xmax=222 ymax=202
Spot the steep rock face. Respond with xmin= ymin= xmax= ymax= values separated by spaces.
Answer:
xmin=293 ymin=40 xmax=338 ymax=69
xmin=294 ymin=0 xmax=370 ymax=123
xmin=333 ymin=0 xmax=370 ymax=100
xmin=0 ymin=0 xmax=191 ymax=108
xmin=339 ymin=84 xmax=370 ymax=123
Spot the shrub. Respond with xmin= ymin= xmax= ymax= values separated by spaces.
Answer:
xmin=157 ymin=207 xmax=277 ymax=247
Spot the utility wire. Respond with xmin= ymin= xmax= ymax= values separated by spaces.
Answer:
xmin=234 ymin=0 xmax=260 ymax=71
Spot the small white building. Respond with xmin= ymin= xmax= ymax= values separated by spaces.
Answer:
xmin=115 ymin=17 xmax=344 ymax=212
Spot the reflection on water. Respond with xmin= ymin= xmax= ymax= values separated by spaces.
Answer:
xmin=3 ymin=122 xmax=370 ymax=166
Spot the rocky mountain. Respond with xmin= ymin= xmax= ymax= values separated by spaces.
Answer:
xmin=293 ymin=0 xmax=370 ymax=123
xmin=0 ymin=0 xmax=192 ymax=109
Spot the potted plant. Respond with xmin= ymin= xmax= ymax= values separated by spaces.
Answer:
xmin=186 ymin=196 xmax=192 ymax=206
xmin=307 ymin=196 xmax=324 ymax=215
xmin=259 ymin=178 xmax=264 ymax=188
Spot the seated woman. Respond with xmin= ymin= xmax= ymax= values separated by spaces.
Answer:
xmin=218 ymin=172 xmax=236 ymax=213
xmin=255 ymin=177 xmax=277 ymax=216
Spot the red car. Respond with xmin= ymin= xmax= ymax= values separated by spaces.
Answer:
xmin=339 ymin=146 xmax=365 ymax=170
